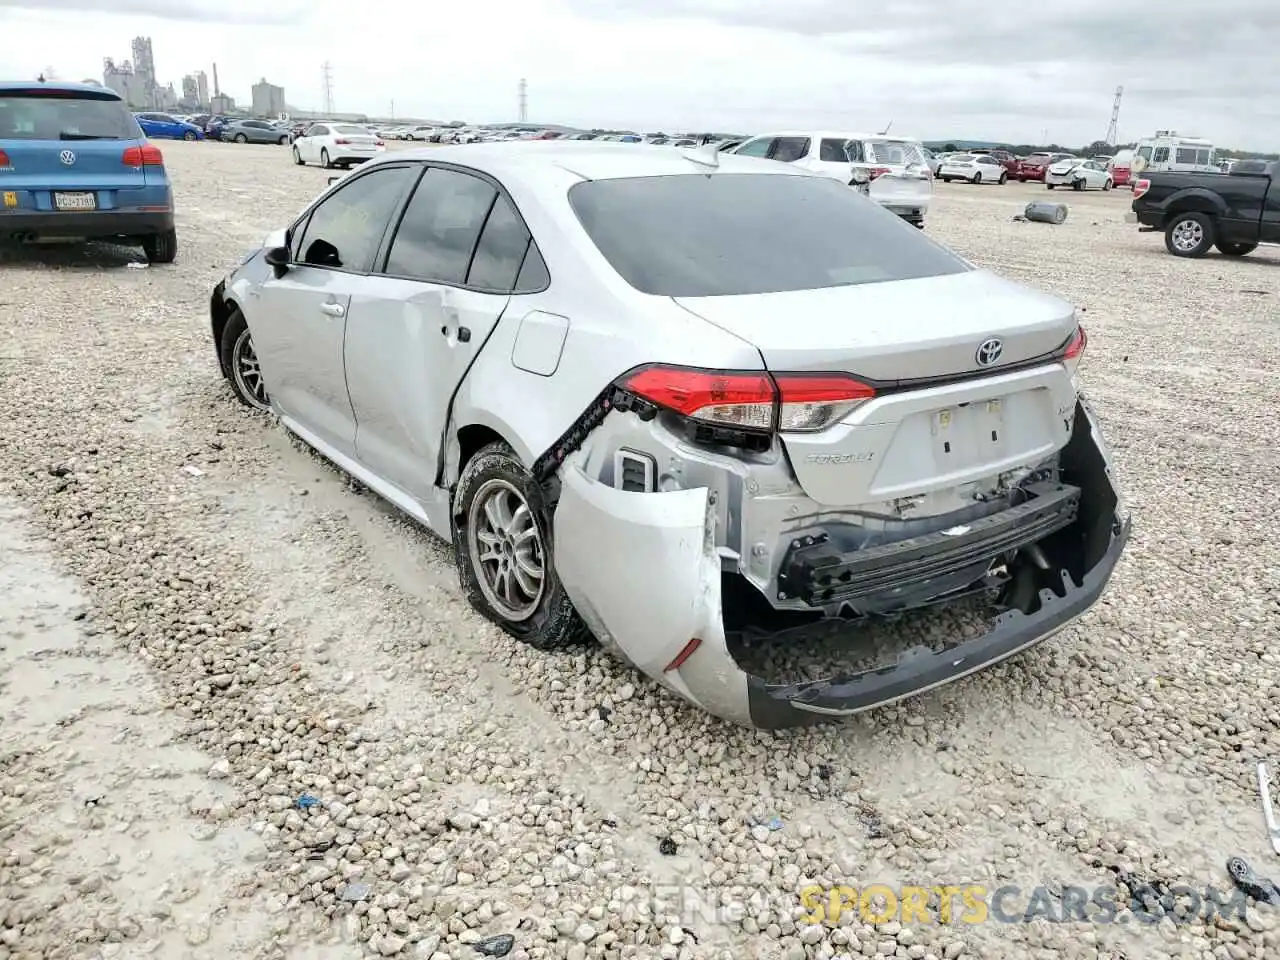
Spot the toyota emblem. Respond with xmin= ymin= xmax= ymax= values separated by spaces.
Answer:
xmin=59 ymin=150 xmax=76 ymax=166
xmin=975 ymin=337 xmax=1004 ymax=366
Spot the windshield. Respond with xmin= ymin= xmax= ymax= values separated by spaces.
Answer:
xmin=1137 ymin=146 xmax=1153 ymax=161
xmin=568 ymin=173 xmax=969 ymax=297
xmin=0 ymin=90 xmax=141 ymax=140
xmin=865 ymin=139 xmax=924 ymax=166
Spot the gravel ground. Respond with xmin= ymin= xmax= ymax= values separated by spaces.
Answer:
xmin=2 ymin=140 xmax=1279 ymax=960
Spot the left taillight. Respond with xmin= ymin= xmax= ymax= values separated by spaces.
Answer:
xmin=1132 ymin=178 xmax=1150 ymax=198
xmin=616 ymin=365 xmax=876 ymax=440
xmin=0 ymin=149 xmax=10 ymax=167
xmin=122 ymin=144 xmax=164 ymax=167
xmin=1063 ymin=325 xmax=1087 ymax=361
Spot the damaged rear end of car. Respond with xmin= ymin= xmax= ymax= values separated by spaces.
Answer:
xmin=544 ymin=170 xmax=1130 ymax=729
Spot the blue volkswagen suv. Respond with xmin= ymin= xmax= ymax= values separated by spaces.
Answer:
xmin=0 ymin=79 xmax=177 ymax=263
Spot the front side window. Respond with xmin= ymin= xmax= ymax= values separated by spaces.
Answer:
xmin=292 ymin=166 xmax=415 ymax=272
xmin=384 ymin=167 xmax=497 ymax=284
xmin=569 ymin=173 xmax=969 ymax=298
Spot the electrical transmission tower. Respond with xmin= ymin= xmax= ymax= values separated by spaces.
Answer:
xmin=1105 ymin=85 xmax=1123 ymax=145
xmin=518 ymin=78 xmax=528 ymax=123
xmin=321 ymin=61 xmax=335 ymax=115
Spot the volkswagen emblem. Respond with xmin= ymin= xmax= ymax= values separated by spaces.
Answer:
xmin=59 ymin=150 xmax=76 ymax=166
xmin=975 ymin=337 xmax=1004 ymax=366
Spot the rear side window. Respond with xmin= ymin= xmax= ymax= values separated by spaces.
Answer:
xmin=569 ymin=173 xmax=969 ymax=298
xmin=734 ymin=137 xmax=774 ymax=158
xmin=467 ymin=196 xmax=532 ymax=291
xmin=819 ymin=139 xmax=849 ymax=162
xmin=292 ymin=166 xmax=415 ymax=272
xmin=1176 ymin=148 xmax=1196 ymax=164
xmin=0 ymin=90 xmax=141 ymax=140
xmin=384 ymin=167 xmax=497 ymax=284
xmin=771 ymin=137 xmax=810 ymax=162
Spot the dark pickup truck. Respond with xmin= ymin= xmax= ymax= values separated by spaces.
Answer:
xmin=1130 ymin=159 xmax=1280 ymax=258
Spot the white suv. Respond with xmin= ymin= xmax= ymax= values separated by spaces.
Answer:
xmin=731 ymin=131 xmax=934 ymax=227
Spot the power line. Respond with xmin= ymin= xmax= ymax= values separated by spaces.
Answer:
xmin=518 ymin=78 xmax=527 ymax=123
xmin=1105 ymin=85 xmax=1123 ymax=145
xmin=321 ymin=61 xmax=334 ymax=115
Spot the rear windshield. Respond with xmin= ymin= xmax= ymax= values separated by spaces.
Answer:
xmin=334 ymin=125 xmax=371 ymax=135
xmin=567 ymin=173 xmax=969 ymax=297
xmin=1025 ymin=153 xmax=1051 ymax=163
xmin=0 ymin=90 xmax=140 ymax=140
xmin=865 ymin=139 xmax=924 ymax=166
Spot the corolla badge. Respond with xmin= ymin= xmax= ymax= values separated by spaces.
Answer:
xmin=59 ymin=150 xmax=76 ymax=166
xmin=975 ymin=337 xmax=1003 ymax=366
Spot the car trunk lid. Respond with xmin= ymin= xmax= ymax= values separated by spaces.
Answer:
xmin=674 ymin=270 xmax=1080 ymax=506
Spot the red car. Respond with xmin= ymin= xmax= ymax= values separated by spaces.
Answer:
xmin=1017 ymin=152 xmax=1074 ymax=182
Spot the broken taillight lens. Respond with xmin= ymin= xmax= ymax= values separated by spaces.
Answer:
xmin=617 ymin=365 xmax=876 ymax=434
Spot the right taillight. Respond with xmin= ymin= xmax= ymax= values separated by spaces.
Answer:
xmin=616 ymin=365 xmax=876 ymax=437
xmin=122 ymin=144 xmax=164 ymax=167
xmin=0 ymin=149 xmax=10 ymax=167
xmin=1132 ymin=178 xmax=1150 ymax=198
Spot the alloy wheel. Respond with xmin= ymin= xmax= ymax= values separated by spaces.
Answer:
xmin=1171 ymin=219 xmax=1204 ymax=253
xmin=467 ymin=479 xmax=546 ymax=622
xmin=231 ymin=328 xmax=270 ymax=411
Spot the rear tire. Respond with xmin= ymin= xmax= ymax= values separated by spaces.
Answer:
xmin=141 ymin=229 xmax=176 ymax=264
xmin=320 ymin=148 xmax=332 ymax=169
xmin=452 ymin=441 xmax=588 ymax=651
xmin=1216 ymin=241 xmax=1257 ymax=257
xmin=1165 ymin=212 xmax=1214 ymax=257
xmin=278 ymin=135 xmax=288 ymax=145
xmin=972 ymin=172 xmax=982 ymax=184
xmin=1072 ymin=179 xmax=1084 ymax=191
xmin=1046 ymin=183 xmax=1056 ymax=190
xmin=998 ymin=172 xmax=1007 ymax=184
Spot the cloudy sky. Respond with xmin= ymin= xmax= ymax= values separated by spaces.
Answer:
xmin=2 ymin=0 xmax=1276 ymax=149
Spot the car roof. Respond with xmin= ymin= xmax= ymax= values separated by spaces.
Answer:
xmin=0 ymin=80 xmax=124 ymax=100
xmin=379 ymin=140 xmax=818 ymax=183
xmin=747 ymin=130 xmax=921 ymax=142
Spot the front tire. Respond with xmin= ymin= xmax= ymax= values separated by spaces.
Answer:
xmin=452 ymin=441 xmax=587 ymax=650
xmin=1072 ymin=179 xmax=1084 ymax=191
xmin=998 ymin=171 xmax=1007 ymax=184
xmin=972 ymin=172 xmax=982 ymax=184
xmin=278 ymin=135 xmax=288 ymax=145
xmin=1216 ymin=241 xmax=1257 ymax=257
xmin=141 ymin=228 xmax=176 ymax=264
xmin=1102 ymin=178 xmax=1113 ymax=191
xmin=234 ymin=133 xmax=248 ymax=143
xmin=1046 ymin=183 xmax=1056 ymax=190
xmin=1165 ymin=212 xmax=1215 ymax=257
xmin=219 ymin=308 xmax=271 ymax=411
xmin=183 ymin=131 xmax=197 ymax=141
xmin=292 ymin=146 xmax=304 ymax=165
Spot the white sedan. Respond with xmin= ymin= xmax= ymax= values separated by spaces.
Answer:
xmin=291 ymin=123 xmax=386 ymax=169
xmin=1045 ymin=158 xmax=1113 ymax=191
xmin=936 ymin=153 xmax=1008 ymax=184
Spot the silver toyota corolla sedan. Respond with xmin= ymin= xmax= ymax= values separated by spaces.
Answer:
xmin=209 ymin=141 xmax=1131 ymax=728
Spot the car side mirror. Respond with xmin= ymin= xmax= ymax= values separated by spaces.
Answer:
xmin=264 ymin=245 xmax=290 ymax=278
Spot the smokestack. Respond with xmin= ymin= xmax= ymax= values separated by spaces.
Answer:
xmin=212 ymin=63 xmax=220 ymax=97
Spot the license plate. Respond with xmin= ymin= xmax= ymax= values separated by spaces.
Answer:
xmin=2 ymin=191 xmax=16 ymax=208
xmin=54 ymin=192 xmax=96 ymax=211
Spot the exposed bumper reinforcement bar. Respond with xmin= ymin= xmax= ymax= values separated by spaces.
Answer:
xmin=777 ymin=481 xmax=1081 ymax=607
